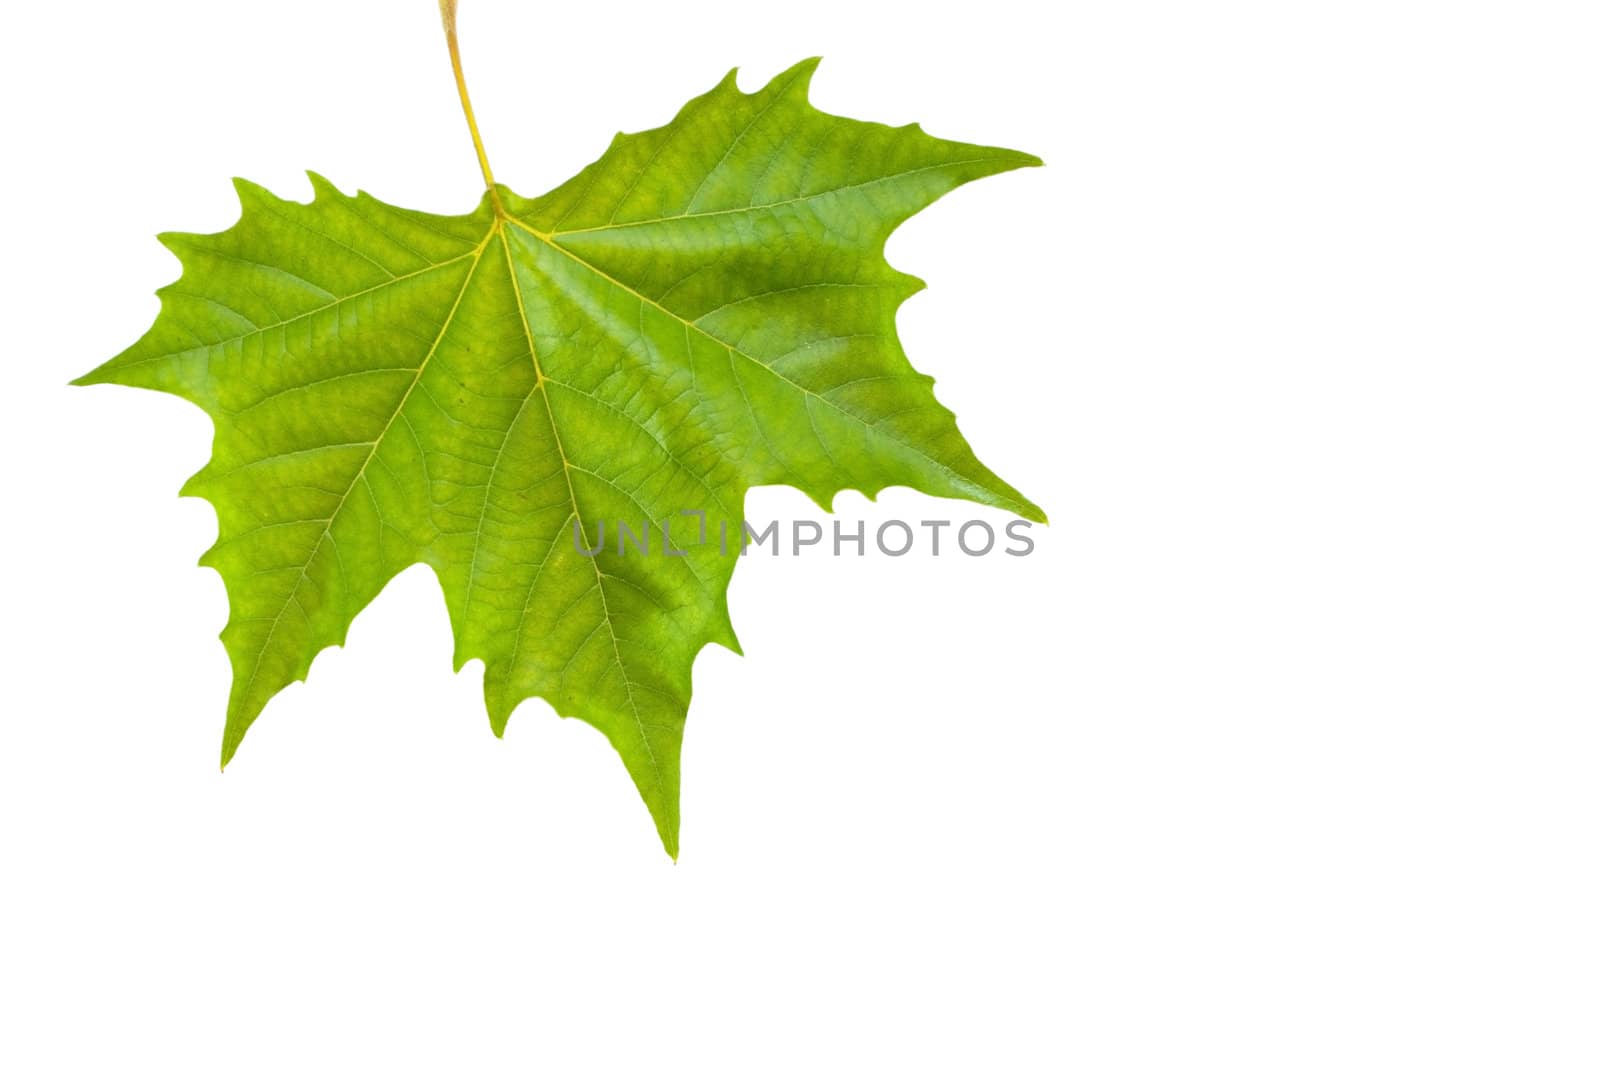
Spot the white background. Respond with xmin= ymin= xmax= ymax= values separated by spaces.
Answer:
xmin=2 ymin=1 xmax=1597 ymax=1063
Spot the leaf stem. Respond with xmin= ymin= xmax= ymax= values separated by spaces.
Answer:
xmin=439 ymin=0 xmax=503 ymax=213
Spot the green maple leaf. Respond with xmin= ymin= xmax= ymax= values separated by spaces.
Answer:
xmin=75 ymin=2 xmax=1043 ymax=856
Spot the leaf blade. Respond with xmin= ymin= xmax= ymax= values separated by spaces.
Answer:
xmin=77 ymin=61 xmax=1043 ymax=855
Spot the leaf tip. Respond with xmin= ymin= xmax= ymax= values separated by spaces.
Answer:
xmin=768 ymin=57 xmax=822 ymax=100
xmin=220 ymin=694 xmax=258 ymax=771
xmin=487 ymin=703 xmax=511 ymax=738
xmin=230 ymin=176 xmax=274 ymax=213
xmin=305 ymin=170 xmax=340 ymax=199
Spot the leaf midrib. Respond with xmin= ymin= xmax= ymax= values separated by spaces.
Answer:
xmin=105 ymin=248 xmax=482 ymax=377
xmin=493 ymin=221 xmax=665 ymax=787
xmin=546 ymin=156 xmax=1027 ymax=237
xmin=231 ymin=229 xmax=494 ymax=716
xmin=505 ymin=214 xmax=1032 ymax=515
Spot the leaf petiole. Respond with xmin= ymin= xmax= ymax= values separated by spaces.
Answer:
xmin=439 ymin=0 xmax=504 ymax=213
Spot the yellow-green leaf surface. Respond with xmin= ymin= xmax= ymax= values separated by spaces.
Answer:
xmin=77 ymin=59 xmax=1043 ymax=856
